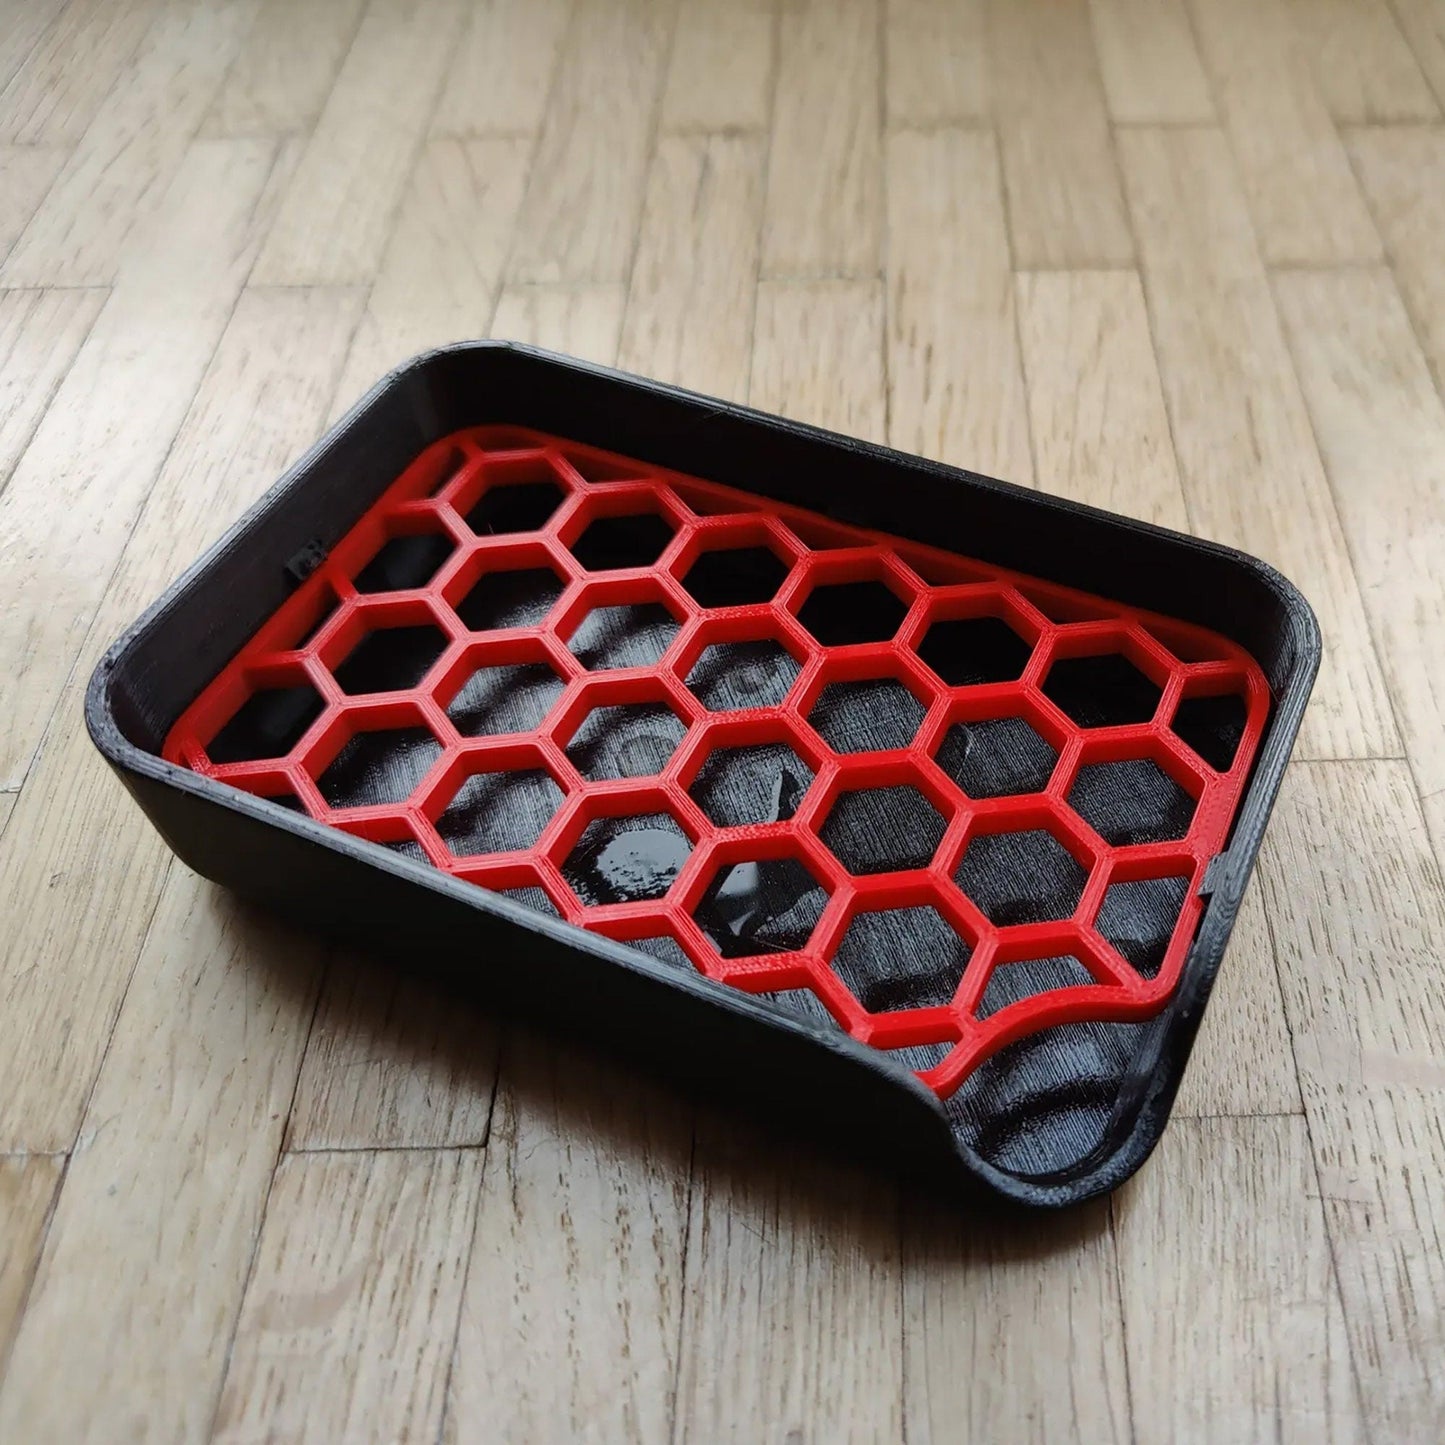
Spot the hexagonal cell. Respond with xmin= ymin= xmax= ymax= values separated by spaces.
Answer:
xmin=685 ymin=639 xmax=800 ymax=712
xmin=884 ymin=1041 xmax=955 ymax=1071
xmin=354 ymin=528 xmax=456 ymax=594
xmin=819 ymin=785 xmax=947 ymax=875
xmin=757 ymin=986 xmax=839 ymax=1031
xmin=1095 ymin=875 xmax=1190 ymax=979
xmin=1043 ymin=652 xmax=1161 ymax=728
xmin=566 ymin=701 xmax=688 ymax=780
xmin=437 ymin=767 xmax=564 ymax=857
xmin=934 ymin=716 xmax=1057 ymax=798
xmin=830 ymin=906 xmax=971 ymax=1012
xmin=796 ymin=579 xmax=908 ymax=647
xmin=1171 ymin=691 xmax=1249 ymax=772
xmin=629 ymin=934 xmax=695 ymax=969
xmin=570 ymin=511 xmax=676 ymax=571
xmin=976 ymin=955 xmax=1096 ymax=1019
xmin=446 ymin=660 xmax=564 ymax=737
xmin=454 ymin=566 xmax=564 ymax=632
xmin=569 ymin=602 xmax=679 ymax=670
xmin=918 ymin=616 xmax=1032 ymax=687
xmin=954 ymin=829 xmax=1088 ymax=924
xmin=694 ymin=854 xmax=830 ymax=958
xmin=464 ymin=474 xmax=565 ymax=535
xmin=499 ymin=885 xmax=560 ymax=918
xmin=207 ymin=680 xmax=324 ymax=764
xmin=381 ymin=837 xmax=430 ymax=864
xmin=317 ymin=726 xmax=442 ymax=808
xmin=689 ymin=741 xmax=813 ymax=827
xmin=562 ymin=812 xmax=692 ymax=905
xmin=681 ymin=545 xmax=790 ymax=608
xmin=807 ymin=677 xmax=924 ymax=753
xmin=1068 ymin=758 xmax=1195 ymax=846
xmin=332 ymin=621 xmax=448 ymax=695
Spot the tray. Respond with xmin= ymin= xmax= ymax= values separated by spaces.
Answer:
xmin=87 ymin=344 xmax=1319 ymax=1207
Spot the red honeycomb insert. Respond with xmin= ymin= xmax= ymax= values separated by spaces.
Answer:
xmin=165 ymin=427 xmax=1271 ymax=1101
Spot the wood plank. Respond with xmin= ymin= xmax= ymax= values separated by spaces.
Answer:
xmin=507 ymin=0 xmax=678 ymax=284
xmin=0 ymin=0 xmax=68 ymax=96
xmin=753 ymin=278 xmax=886 ymax=445
xmin=661 ymin=0 xmax=775 ymax=133
xmin=0 ymin=0 xmax=158 ymax=145
xmin=0 ymin=137 xmax=287 ymax=791
xmin=490 ymin=283 xmax=627 ymax=366
xmin=330 ymin=135 xmax=530 ymax=414
xmin=201 ymin=0 xmax=366 ymax=138
xmin=1016 ymin=268 xmax=1184 ymax=524
xmin=443 ymin=1035 xmax=691 ymax=1442
xmin=1113 ymin=1115 xmax=1364 ymax=1439
xmin=675 ymin=1117 xmax=904 ymax=1442
xmin=1287 ymin=0 xmax=1437 ymax=123
xmin=1348 ymin=124 xmax=1445 ymax=395
xmin=903 ymin=1198 xmax=1130 ymax=1442
xmin=0 ymin=790 xmax=14 ymax=840
xmin=430 ymin=0 xmax=572 ymax=138
xmin=886 ymin=128 xmax=1032 ymax=483
xmin=1088 ymin=0 xmax=1214 ymax=124
xmin=0 ymin=1154 xmax=62 ymax=1371
xmin=1258 ymin=761 xmax=1445 ymax=1439
xmin=988 ymin=0 xmax=1133 ymax=268
xmin=1275 ymin=266 xmax=1445 ymax=869
xmin=616 ymin=132 xmax=765 ymax=401
xmin=0 ymin=288 xmax=106 ymax=494
xmin=1391 ymin=0 xmax=1445 ymax=109
xmin=1188 ymin=0 xmax=1382 ymax=264
xmin=884 ymin=0 xmax=988 ymax=127
xmin=287 ymin=958 xmax=498 ymax=1150
xmin=0 ymin=145 xmax=67 ymax=262
xmin=251 ymin=0 xmax=466 ymax=285
xmin=1118 ymin=125 xmax=1397 ymax=762
xmin=0 ymin=285 xmax=363 ymax=1151
xmin=0 ymin=888 xmax=326 ymax=1444
xmin=761 ymin=0 xmax=880 ymax=278
xmin=214 ymin=1149 xmax=481 ymax=1445
xmin=0 ymin=0 xmax=261 ymax=287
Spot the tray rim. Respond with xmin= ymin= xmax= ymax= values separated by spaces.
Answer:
xmin=85 ymin=341 xmax=1322 ymax=1207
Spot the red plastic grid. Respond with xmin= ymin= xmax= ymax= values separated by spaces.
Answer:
xmin=164 ymin=426 xmax=1271 ymax=1101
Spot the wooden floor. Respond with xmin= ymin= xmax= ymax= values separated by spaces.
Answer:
xmin=1 ymin=0 xmax=1444 ymax=1438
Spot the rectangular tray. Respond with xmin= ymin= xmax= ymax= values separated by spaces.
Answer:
xmin=86 ymin=344 xmax=1319 ymax=1207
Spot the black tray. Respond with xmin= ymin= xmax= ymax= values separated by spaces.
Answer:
xmin=86 ymin=344 xmax=1319 ymax=1208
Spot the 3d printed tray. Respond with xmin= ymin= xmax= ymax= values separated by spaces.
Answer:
xmin=88 ymin=345 xmax=1318 ymax=1207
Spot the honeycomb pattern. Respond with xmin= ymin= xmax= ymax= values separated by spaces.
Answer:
xmin=165 ymin=426 xmax=1271 ymax=1102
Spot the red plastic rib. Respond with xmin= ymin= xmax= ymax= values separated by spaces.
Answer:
xmin=164 ymin=427 xmax=1271 ymax=1100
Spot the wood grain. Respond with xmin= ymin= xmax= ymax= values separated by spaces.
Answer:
xmin=444 ymin=1035 xmax=691 ymax=1443
xmin=0 ymin=288 xmax=106 ymax=494
xmin=0 ymin=1154 xmax=62 ymax=1373
xmin=0 ymin=285 xmax=362 ymax=1151
xmin=0 ymin=137 xmax=288 ymax=790
xmin=761 ymin=0 xmax=880 ymax=277
xmin=0 ymin=888 xmax=325 ymax=1444
xmin=287 ymin=956 xmax=499 ymax=1150
xmin=616 ymin=132 xmax=765 ymax=400
xmin=903 ymin=1200 xmax=1131 ymax=1443
xmin=885 ymin=0 xmax=988 ymax=127
xmin=489 ymin=283 xmax=627 ymax=365
xmin=251 ymin=0 xmax=466 ymax=285
xmin=661 ymin=0 xmax=775 ymax=133
xmin=1088 ymin=0 xmax=1214 ymax=123
xmin=1113 ymin=1115 xmax=1364 ymax=1440
xmin=0 ymin=144 xmax=67 ymax=262
xmin=1188 ymin=0 xmax=1382 ymax=264
xmin=214 ymin=1149 xmax=482 ymax=1445
xmin=507 ymin=0 xmax=678 ymax=284
xmin=0 ymin=789 xmax=14 ymax=840
xmin=1391 ymin=0 xmax=1445 ymax=108
xmin=988 ymin=0 xmax=1134 ymax=268
xmin=0 ymin=0 xmax=260 ymax=287
xmin=1275 ymin=266 xmax=1445 ymax=870
xmin=1118 ymin=124 xmax=1397 ymax=762
xmin=1348 ymin=125 xmax=1445 ymax=394
xmin=1287 ymin=0 xmax=1437 ymax=123
xmin=1258 ymin=761 xmax=1445 ymax=1439
xmin=0 ymin=0 xmax=69 ymax=97
xmin=202 ymin=0 xmax=366 ymax=137
xmin=886 ymin=128 xmax=1033 ymax=483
